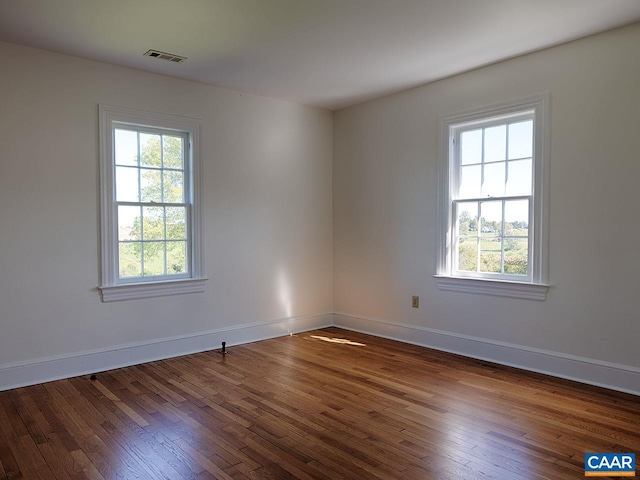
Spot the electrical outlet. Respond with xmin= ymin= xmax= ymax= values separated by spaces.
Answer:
xmin=412 ymin=296 xmax=419 ymax=308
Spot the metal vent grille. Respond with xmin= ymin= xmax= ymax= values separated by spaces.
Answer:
xmin=143 ymin=49 xmax=187 ymax=63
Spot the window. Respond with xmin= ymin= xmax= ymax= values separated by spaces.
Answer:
xmin=99 ymin=105 xmax=206 ymax=302
xmin=436 ymin=95 xmax=550 ymax=300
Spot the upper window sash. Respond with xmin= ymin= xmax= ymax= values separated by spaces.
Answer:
xmin=450 ymin=111 xmax=534 ymax=201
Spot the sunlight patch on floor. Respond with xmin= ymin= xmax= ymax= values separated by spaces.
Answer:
xmin=310 ymin=335 xmax=366 ymax=347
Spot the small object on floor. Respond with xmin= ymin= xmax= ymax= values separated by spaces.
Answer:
xmin=90 ymin=374 xmax=97 ymax=381
xmin=220 ymin=341 xmax=227 ymax=355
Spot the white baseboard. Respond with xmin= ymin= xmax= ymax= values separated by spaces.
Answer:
xmin=3 ymin=311 xmax=638 ymax=397
xmin=0 ymin=313 xmax=333 ymax=392
xmin=333 ymin=312 xmax=640 ymax=397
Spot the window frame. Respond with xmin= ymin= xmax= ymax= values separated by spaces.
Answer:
xmin=98 ymin=105 xmax=206 ymax=302
xmin=435 ymin=94 xmax=550 ymax=300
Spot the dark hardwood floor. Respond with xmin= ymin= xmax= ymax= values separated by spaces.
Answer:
xmin=0 ymin=327 xmax=638 ymax=479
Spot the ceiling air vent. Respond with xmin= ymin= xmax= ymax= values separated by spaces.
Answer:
xmin=143 ymin=49 xmax=187 ymax=63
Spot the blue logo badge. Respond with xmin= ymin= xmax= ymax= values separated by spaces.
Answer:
xmin=585 ymin=453 xmax=635 ymax=476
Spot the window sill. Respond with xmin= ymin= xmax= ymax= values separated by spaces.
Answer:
xmin=99 ymin=278 xmax=208 ymax=302
xmin=434 ymin=275 xmax=548 ymax=301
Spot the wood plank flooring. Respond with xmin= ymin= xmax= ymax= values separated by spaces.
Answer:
xmin=0 ymin=327 xmax=638 ymax=479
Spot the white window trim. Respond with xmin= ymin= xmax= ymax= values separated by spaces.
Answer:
xmin=435 ymin=94 xmax=551 ymax=300
xmin=98 ymin=105 xmax=206 ymax=302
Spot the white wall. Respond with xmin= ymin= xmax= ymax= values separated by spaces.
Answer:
xmin=333 ymin=23 xmax=640 ymax=389
xmin=0 ymin=41 xmax=333 ymax=387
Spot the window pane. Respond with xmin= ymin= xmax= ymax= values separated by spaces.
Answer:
xmin=460 ymin=129 xmax=482 ymax=165
xmin=506 ymin=159 xmax=532 ymax=196
xmin=482 ymin=162 xmax=505 ymax=197
xmin=504 ymin=200 xmax=529 ymax=237
xmin=480 ymin=201 xmax=502 ymax=235
xmin=143 ymin=242 xmax=165 ymax=276
xmin=459 ymin=165 xmax=481 ymax=198
xmin=119 ymin=242 xmax=142 ymax=278
xmin=163 ymin=171 xmax=184 ymax=203
xmin=480 ymin=238 xmax=502 ymax=273
xmin=457 ymin=237 xmax=478 ymax=272
xmin=508 ymin=120 xmax=532 ymax=160
xmin=140 ymin=133 xmax=162 ymax=167
xmin=167 ymin=241 xmax=187 ymax=274
xmin=457 ymin=202 xmax=478 ymax=237
xmin=166 ymin=207 xmax=187 ymax=240
xmin=140 ymin=168 xmax=162 ymax=202
xmin=142 ymin=206 xmax=164 ymax=240
xmin=115 ymin=129 xmax=138 ymax=166
xmin=115 ymin=166 xmax=139 ymax=202
xmin=504 ymin=238 xmax=528 ymax=275
xmin=118 ymin=206 xmax=141 ymax=241
xmin=163 ymin=135 xmax=183 ymax=169
xmin=484 ymin=125 xmax=506 ymax=163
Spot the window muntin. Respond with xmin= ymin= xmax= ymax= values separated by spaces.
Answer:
xmin=99 ymin=105 xmax=205 ymax=302
xmin=452 ymin=113 xmax=534 ymax=281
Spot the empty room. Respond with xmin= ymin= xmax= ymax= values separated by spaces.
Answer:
xmin=1 ymin=1 xmax=639 ymax=478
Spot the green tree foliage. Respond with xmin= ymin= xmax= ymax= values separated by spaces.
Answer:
xmin=458 ymin=211 xmax=478 ymax=235
xmin=459 ymin=210 xmax=471 ymax=234
xmin=457 ymin=222 xmax=528 ymax=275
xmin=458 ymin=239 xmax=477 ymax=271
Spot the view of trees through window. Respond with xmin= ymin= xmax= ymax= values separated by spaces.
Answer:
xmin=456 ymin=201 xmax=529 ymax=275
xmin=114 ymin=129 xmax=189 ymax=279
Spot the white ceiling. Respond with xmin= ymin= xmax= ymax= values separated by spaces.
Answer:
xmin=1 ymin=0 xmax=639 ymax=110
